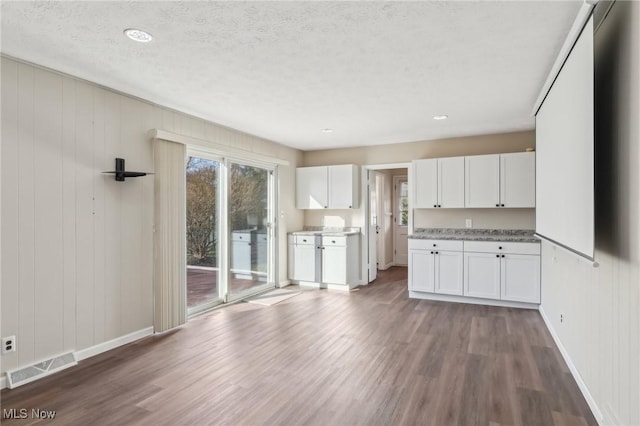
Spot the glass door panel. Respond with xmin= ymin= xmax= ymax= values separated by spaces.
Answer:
xmin=186 ymin=156 xmax=221 ymax=314
xmin=228 ymin=162 xmax=273 ymax=298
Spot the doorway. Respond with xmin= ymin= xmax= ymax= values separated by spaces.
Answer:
xmin=393 ymin=175 xmax=409 ymax=266
xmin=364 ymin=164 xmax=410 ymax=284
xmin=186 ymin=153 xmax=276 ymax=315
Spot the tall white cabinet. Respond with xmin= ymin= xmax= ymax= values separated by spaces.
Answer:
xmin=413 ymin=157 xmax=465 ymax=208
xmin=296 ymin=165 xmax=359 ymax=209
xmin=465 ymin=152 xmax=535 ymax=208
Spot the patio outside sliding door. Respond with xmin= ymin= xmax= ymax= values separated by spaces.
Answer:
xmin=186 ymin=155 xmax=222 ymax=315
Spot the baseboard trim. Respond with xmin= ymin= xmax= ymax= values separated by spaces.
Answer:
xmin=278 ymin=280 xmax=291 ymax=288
xmin=409 ymin=291 xmax=538 ymax=309
xmin=538 ymin=306 xmax=603 ymax=424
xmin=75 ymin=326 xmax=154 ymax=361
xmin=379 ymin=262 xmax=395 ymax=271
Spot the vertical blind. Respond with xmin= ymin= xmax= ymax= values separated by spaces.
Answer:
xmin=153 ymin=138 xmax=187 ymax=332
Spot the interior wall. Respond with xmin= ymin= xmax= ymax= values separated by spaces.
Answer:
xmin=0 ymin=56 xmax=303 ymax=377
xmin=302 ymin=130 xmax=536 ymax=230
xmin=540 ymin=2 xmax=639 ymax=425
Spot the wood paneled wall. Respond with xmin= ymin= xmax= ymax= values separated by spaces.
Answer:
xmin=1 ymin=56 xmax=302 ymax=375
xmin=540 ymin=2 xmax=640 ymax=425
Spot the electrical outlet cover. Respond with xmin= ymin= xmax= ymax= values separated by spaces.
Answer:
xmin=2 ymin=336 xmax=16 ymax=354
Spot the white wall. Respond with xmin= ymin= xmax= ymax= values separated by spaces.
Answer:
xmin=540 ymin=2 xmax=640 ymax=425
xmin=0 ymin=57 xmax=303 ymax=376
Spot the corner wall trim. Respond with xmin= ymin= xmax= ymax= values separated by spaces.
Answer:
xmin=278 ymin=280 xmax=291 ymax=288
xmin=538 ymin=306 xmax=603 ymax=424
xmin=75 ymin=326 xmax=154 ymax=361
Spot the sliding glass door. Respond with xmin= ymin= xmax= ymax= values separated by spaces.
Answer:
xmin=186 ymin=155 xmax=222 ymax=314
xmin=228 ymin=162 xmax=273 ymax=300
xmin=186 ymin=153 xmax=275 ymax=313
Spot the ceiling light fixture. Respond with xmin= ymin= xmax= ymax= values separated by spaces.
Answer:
xmin=321 ymin=128 xmax=334 ymax=133
xmin=433 ymin=115 xmax=448 ymax=120
xmin=124 ymin=28 xmax=153 ymax=43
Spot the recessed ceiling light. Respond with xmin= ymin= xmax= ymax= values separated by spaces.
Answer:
xmin=321 ymin=128 xmax=334 ymax=133
xmin=433 ymin=115 xmax=448 ymax=120
xmin=124 ymin=28 xmax=153 ymax=43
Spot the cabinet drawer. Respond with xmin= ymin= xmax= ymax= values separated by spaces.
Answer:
xmin=409 ymin=239 xmax=463 ymax=251
xmin=322 ymin=236 xmax=346 ymax=247
xmin=463 ymin=241 xmax=540 ymax=255
xmin=295 ymin=235 xmax=316 ymax=245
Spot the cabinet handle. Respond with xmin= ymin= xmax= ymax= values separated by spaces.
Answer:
xmin=349 ymin=205 xmax=352 ymax=208
xmin=501 ymin=204 xmax=505 ymax=207
xmin=435 ymin=251 xmax=439 ymax=254
xmin=496 ymin=254 xmax=500 ymax=258
xmin=495 ymin=203 xmax=500 ymax=207
xmin=430 ymin=251 xmax=434 ymax=254
xmin=502 ymin=254 xmax=505 ymax=258
xmin=433 ymin=244 xmax=436 ymax=247
xmin=438 ymin=205 xmax=442 ymax=208
xmin=433 ymin=204 xmax=437 ymax=208
xmin=331 ymin=240 xmax=336 ymax=243
xmin=303 ymin=239 xmax=307 ymax=242
xmin=498 ymin=246 xmax=502 ymax=250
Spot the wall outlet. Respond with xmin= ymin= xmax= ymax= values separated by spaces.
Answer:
xmin=465 ymin=219 xmax=473 ymax=228
xmin=2 ymin=336 xmax=16 ymax=354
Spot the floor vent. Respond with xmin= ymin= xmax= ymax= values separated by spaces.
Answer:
xmin=6 ymin=352 xmax=77 ymax=389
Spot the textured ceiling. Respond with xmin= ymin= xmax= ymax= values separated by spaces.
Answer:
xmin=1 ymin=1 xmax=581 ymax=151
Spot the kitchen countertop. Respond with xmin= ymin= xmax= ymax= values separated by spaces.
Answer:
xmin=410 ymin=228 xmax=539 ymax=243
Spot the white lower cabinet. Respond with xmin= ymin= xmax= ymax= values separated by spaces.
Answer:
xmin=408 ymin=239 xmax=463 ymax=295
xmin=289 ymin=233 xmax=359 ymax=287
xmin=410 ymin=238 xmax=541 ymax=305
xmin=464 ymin=252 xmax=501 ymax=299
xmin=501 ymin=254 xmax=540 ymax=303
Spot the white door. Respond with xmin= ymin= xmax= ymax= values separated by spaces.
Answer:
xmin=464 ymin=252 xmax=501 ymax=299
xmin=368 ymin=171 xmax=378 ymax=282
xmin=434 ymin=250 xmax=464 ymax=295
xmin=465 ymin=154 xmax=500 ymax=208
xmin=393 ymin=176 xmax=409 ymax=266
xmin=500 ymin=152 xmax=536 ymax=208
xmin=409 ymin=250 xmax=435 ymax=292
xmin=296 ymin=166 xmax=328 ymax=209
xmin=438 ymin=157 xmax=465 ymax=208
xmin=501 ymin=254 xmax=540 ymax=303
xmin=413 ymin=159 xmax=438 ymax=208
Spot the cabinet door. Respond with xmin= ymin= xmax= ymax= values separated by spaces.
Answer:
xmin=501 ymin=254 xmax=540 ymax=303
xmin=409 ymin=250 xmax=435 ymax=292
xmin=293 ymin=244 xmax=317 ymax=282
xmin=296 ymin=166 xmax=328 ymax=209
xmin=328 ymin=165 xmax=358 ymax=209
xmin=464 ymin=252 xmax=501 ymax=299
xmin=465 ymin=154 xmax=500 ymax=208
xmin=434 ymin=250 xmax=464 ymax=295
xmin=500 ymin=152 xmax=535 ymax=208
xmin=438 ymin=157 xmax=465 ymax=208
xmin=322 ymin=246 xmax=347 ymax=284
xmin=413 ymin=159 xmax=438 ymax=208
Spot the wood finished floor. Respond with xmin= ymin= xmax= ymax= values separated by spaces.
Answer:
xmin=1 ymin=267 xmax=596 ymax=426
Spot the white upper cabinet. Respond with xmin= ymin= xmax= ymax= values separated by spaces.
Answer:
xmin=465 ymin=154 xmax=500 ymax=208
xmin=413 ymin=157 xmax=464 ymax=208
xmin=328 ymin=164 xmax=359 ymax=209
xmin=296 ymin=166 xmax=328 ymax=209
xmin=413 ymin=158 xmax=438 ymax=208
xmin=296 ymin=164 xmax=359 ymax=209
xmin=438 ymin=157 xmax=465 ymax=208
xmin=465 ymin=152 xmax=535 ymax=208
xmin=500 ymin=152 xmax=536 ymax=208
